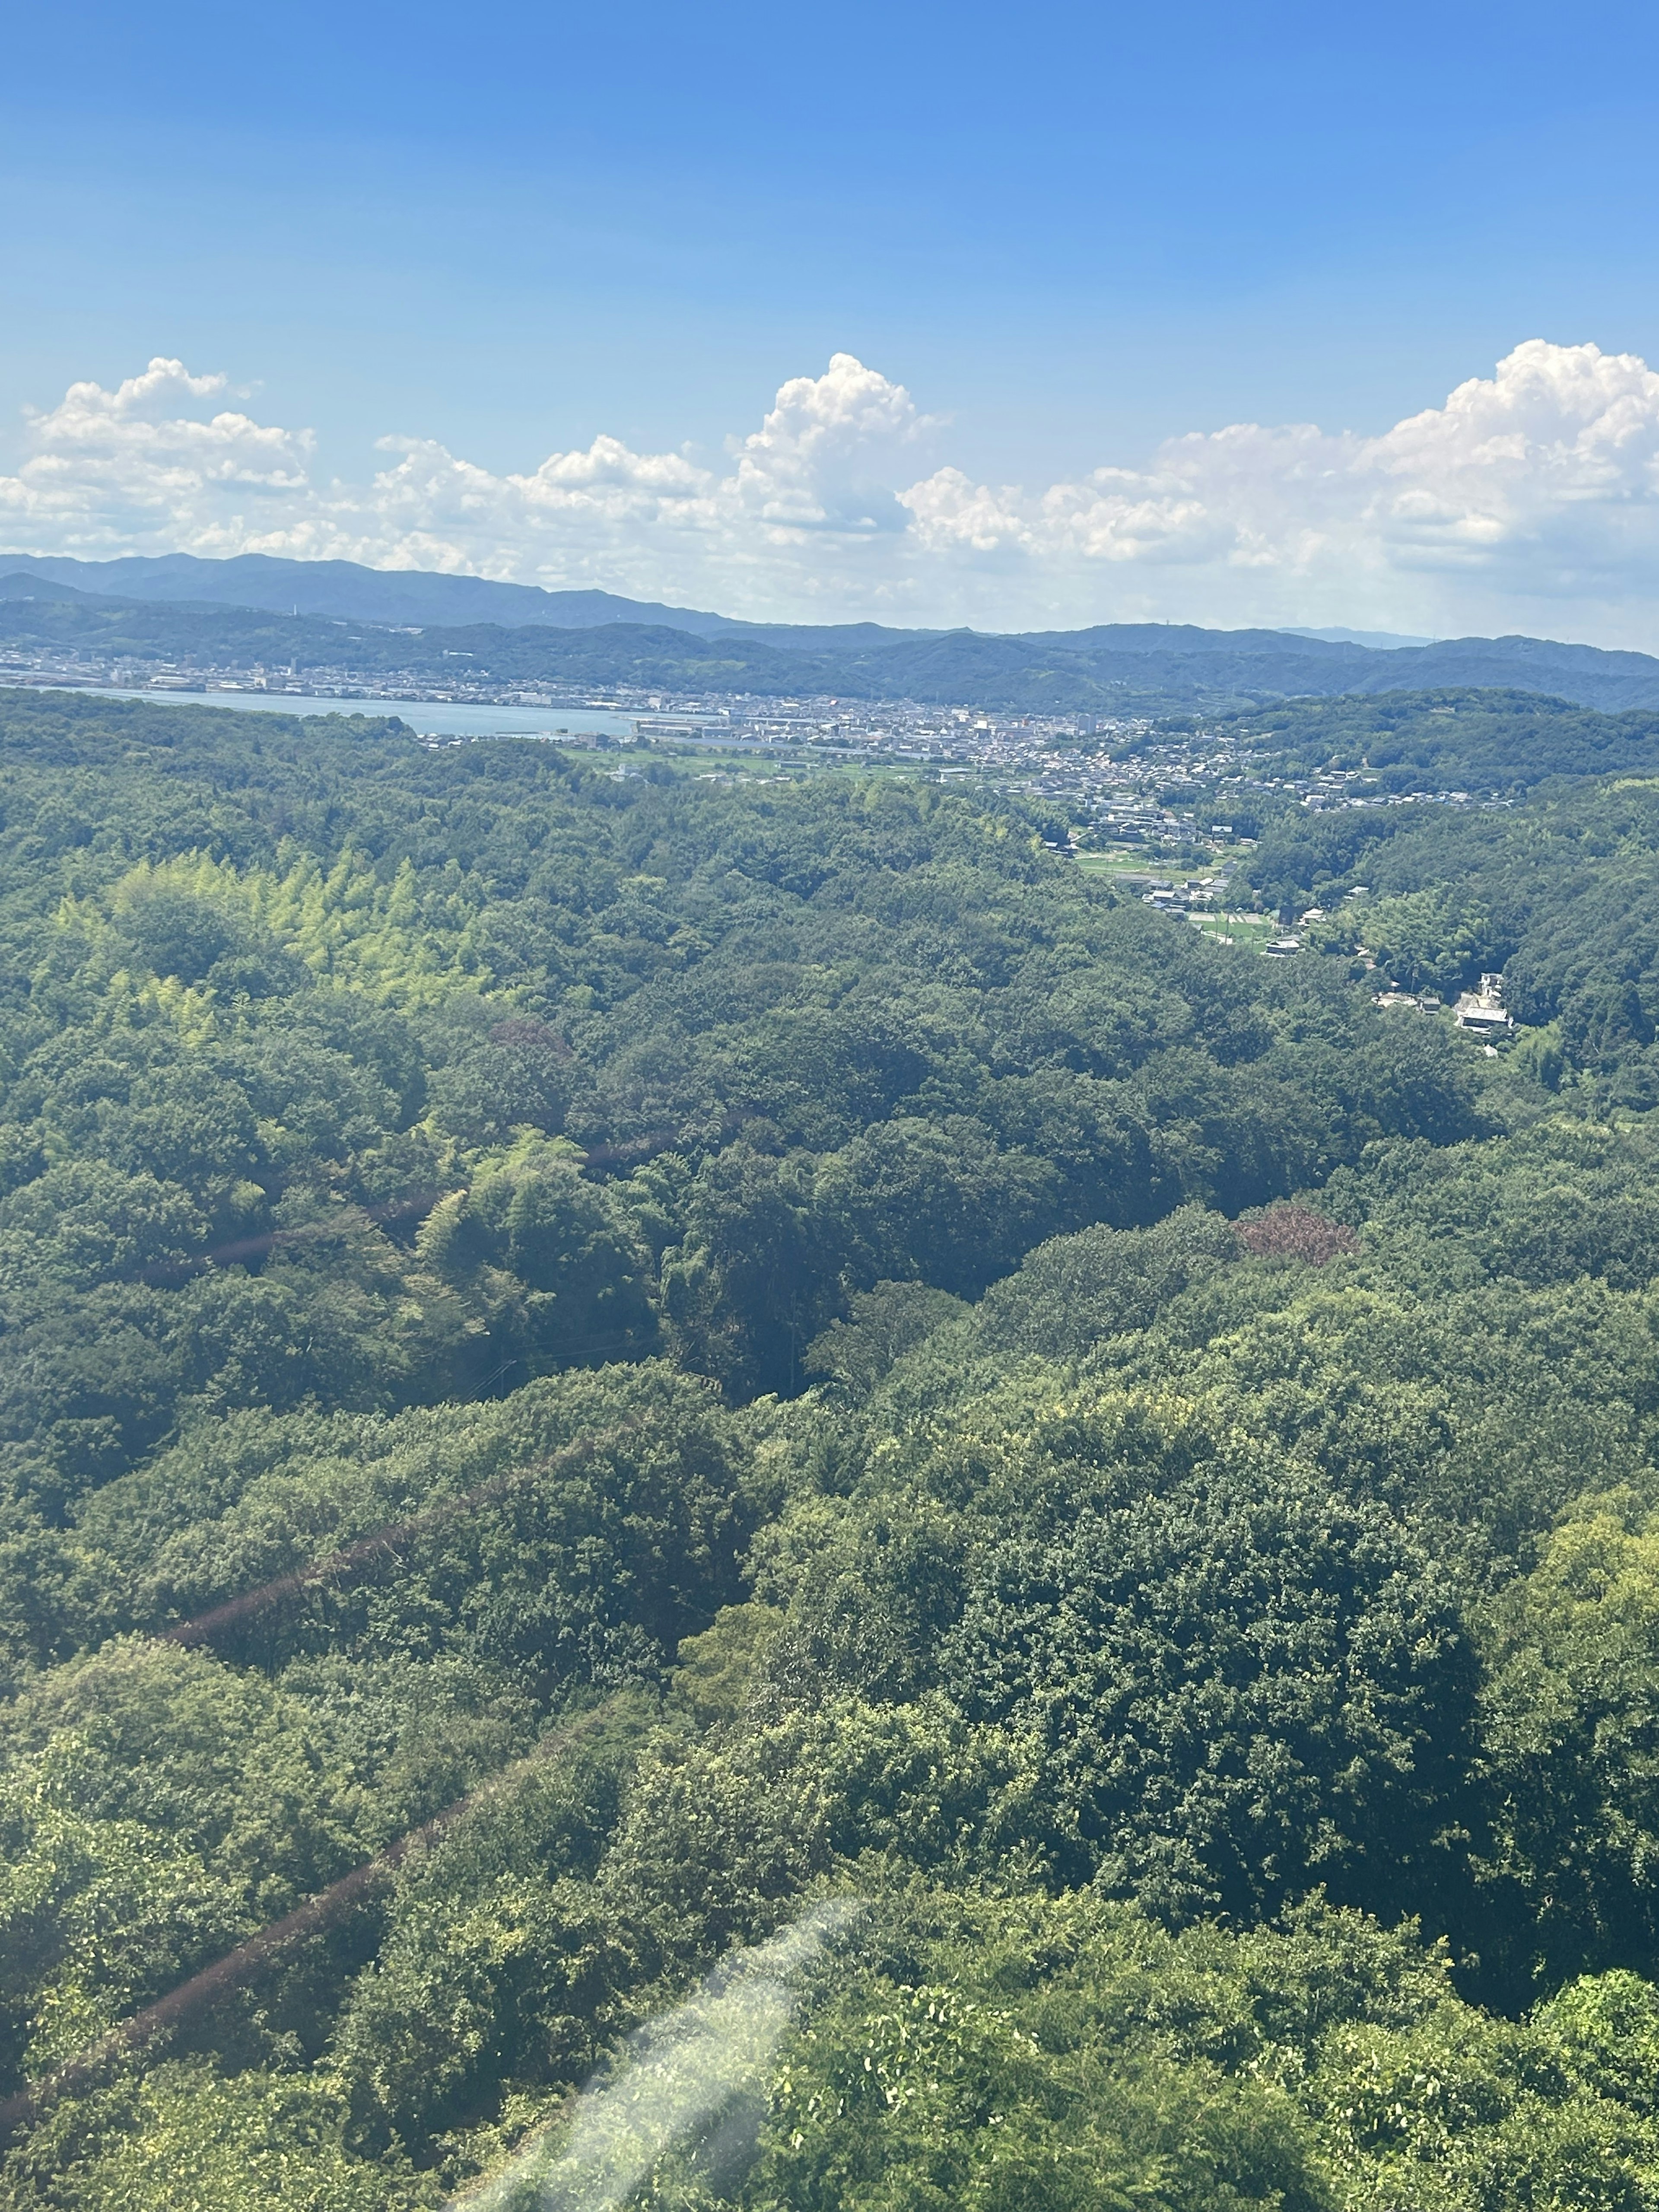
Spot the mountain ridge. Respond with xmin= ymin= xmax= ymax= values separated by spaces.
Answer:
xmin=6 ymin=555 xmax=1659 ymax=712
xmin=0 ymin=550 xmax=1430 ymax=656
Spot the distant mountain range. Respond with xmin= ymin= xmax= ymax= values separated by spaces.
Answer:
xmin=4 ymin=551 xmax=1659 ymax=713
xmin=1 ymin=552 xmax=925 ymax=648
xmin=1281 ymin=625 xmax=1437 ymax=649
xmin=3 ymin=552 xmax=750 ymax=637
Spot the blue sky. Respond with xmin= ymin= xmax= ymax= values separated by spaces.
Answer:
xmin=8 ymin=0 xmax=1659 ymax=637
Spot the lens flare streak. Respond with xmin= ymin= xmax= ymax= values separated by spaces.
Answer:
xmin=452 ymin=1900 xmax=865 ymax=2212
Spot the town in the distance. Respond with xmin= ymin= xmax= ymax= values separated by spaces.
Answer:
xmin=7 ymin=547 xmax=1650 ymax=1034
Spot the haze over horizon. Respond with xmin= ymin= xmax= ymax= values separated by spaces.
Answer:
xmin=6 ymin=340 xmax=1659 ymax=652
xmin=8 ymin=1 xmax=1659 ymax=651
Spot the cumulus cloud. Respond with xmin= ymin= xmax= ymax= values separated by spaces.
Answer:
xmin=7 ymin=340 xmax=1659 ymax=642
xmin=728 ymin=352 xmax=932 ymax=531
xmin=1 ymin=359 xmax=315 ymax=556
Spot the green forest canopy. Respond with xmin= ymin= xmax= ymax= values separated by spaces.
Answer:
xmin=6 ymin=688 xmax=1659 ymax=2208
xmin=1189 ymin=686 xmax=1659 ymax=792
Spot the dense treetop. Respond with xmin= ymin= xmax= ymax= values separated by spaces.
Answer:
xmin=5 ymin=688 xmax=1659 ymax=2211
xmin=1197 ymin=686 xmax=1659 ymax=792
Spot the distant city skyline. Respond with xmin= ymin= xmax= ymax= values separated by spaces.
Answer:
xmin=8 ymin=1 xmax=1659 ymax=643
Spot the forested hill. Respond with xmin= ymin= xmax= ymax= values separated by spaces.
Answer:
xmin=1183 ymin=686 xmax=1659 ymax=792
xmin=1242 ymin=768 xmax=1659 ymax=1093
xmin=11 ymin=687 xmax=1659 ymax=2209
xmin=10 ymin=576 xmax=1659 ymax=710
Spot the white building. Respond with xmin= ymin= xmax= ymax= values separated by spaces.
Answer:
xmin=1453 ymin=973 xmax=1513 ymax=1037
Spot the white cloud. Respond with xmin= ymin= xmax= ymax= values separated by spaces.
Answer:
xmin=2 ymin=359 xmax=315 ymax=557
xmin=728 ymin=351 xmax=931 ymax=531
xmin=8 ymin=340 xmax=1659 ymax=642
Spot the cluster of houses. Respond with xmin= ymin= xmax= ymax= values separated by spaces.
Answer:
xmin=1139 ymin=876 xmax=1224 ymax=911
xmin=1135 ymin=884 xmax=1520 ymax=1042
xmin=1374 ymin=972 xmax=1514 ymax=1044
